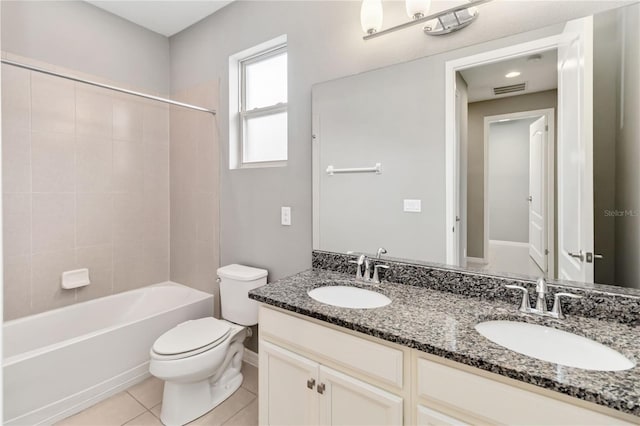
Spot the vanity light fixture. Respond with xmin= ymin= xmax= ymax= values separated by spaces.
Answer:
xmin=362 ymin=0 xmax=491 ymax=41
xmin=505 ymin=71 xmax=521 ymax=78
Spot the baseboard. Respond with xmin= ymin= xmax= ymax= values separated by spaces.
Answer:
xmin=489 ymin=239 xmax=530 ymax=249
xmin=243 ymin=348 xmax=259 ymax=367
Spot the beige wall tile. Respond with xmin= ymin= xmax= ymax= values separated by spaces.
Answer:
xmin=32 ymin=193 xmax=75 ymax=254
xmin=143 ymin=104 xmax=169 ymax=146
xmin=31 ymin=73 xmax=75 ymax=134
xmin=195 ymin=239 xmax=217 ymax=295
xmin=170 ymin=190 xmax=197 ymax=243
xmin=144 ymin=191 xmax=169 ymax=243
xmin=113 ymin=257 xmax=144 ymax=293
xmin=114 ymin=98 xmax=143 ymax=142
xmin=31 ymin=250 xmax=76 ymax=313
xmin=3 ymin=193 xmax=31 ymax=257
xmin=195 ymin=192 xmax=217 ymax=243
xmin=56 ymin=391 xmax=145 ymax=426
xmin=170 ymin=238 xmax=196 ymax=287
xmin=196 ymin=116 xmax=218 ymax=193
xmin=1 ymin=64 xmax=31 ymax=130
xmin=3 ymin=255 xmax=31 ymax=321
xmin=76 ymin=135 xmax=112 ymax=193
xmin=31 ymin=131 xmax=75 ymax=193
xmin=144 ymin=143 xmax=169 ymax=193
xmin=76 ymin=245 xmax=113 ymax=302
xmin=76 ymin=193 xmax=113 ymax=247
xmin=113 ymin=140 xmax=144 ymax=193
xmin=113 ymin=193 xmax=144 ymax=243
xmin=76 ymin=86 xmax=113 ymax=138
xmin=2 ymin=122 xmax=31 ymax=193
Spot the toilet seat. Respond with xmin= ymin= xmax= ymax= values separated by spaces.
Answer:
xmin=152 ymin=318 xmax=231 ymax=360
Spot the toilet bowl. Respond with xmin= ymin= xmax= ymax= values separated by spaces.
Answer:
xmin=149 ymin=264 xmax=267 ymax=426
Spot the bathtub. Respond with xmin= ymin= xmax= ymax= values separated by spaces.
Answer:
xmin=3 ymin=282 xmax=213 ymax=425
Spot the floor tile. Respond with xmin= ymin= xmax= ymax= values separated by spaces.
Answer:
xmin=150 ymin=403 xmax=162 ymax=419
xmin=124 ymin=411 xmax=163 ymax=426
xmin=127 ymin=376 xmax=165 ymax=409
xmin=241 ymin=362 xmax=258 ymax=395
xmin=56 ymin=392 xmax=146 ymax=426
xmin=222 ymin=399 xmax=258 ymax=426
xmin=189 ymin=387 xmax=256 ymax=426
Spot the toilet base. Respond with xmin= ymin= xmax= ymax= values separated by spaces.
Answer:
xmin=160 ymin=368 xmax=243 ymax=426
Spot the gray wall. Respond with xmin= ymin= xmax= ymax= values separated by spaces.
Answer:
xmin=614 ymin=3 xmax=640 ymax=289
xmin=313 ymin=61 xmax=445 ymax=263
xmin=593 ymin=8 xmax=620 ymax=285
xmin=467 ymin=90 xmax=558 ymax=258
xmin=488 ymin=118 xmax=537 ymax=243
xmin=1 ymin=1 xmax=170 ymax=94
xmin=170 ymin=1 xmax=626 ymax=281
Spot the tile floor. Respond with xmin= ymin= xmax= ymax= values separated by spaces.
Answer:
xmin=56 ymin=363 xmax=258 ymax=426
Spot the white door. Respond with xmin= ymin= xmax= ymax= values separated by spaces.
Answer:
xmin=528 ymin=116 xmax=547 ymax=272
xmin=318 ymin=366 xmax=403 ymax=426
xmin=416 ymin=405 xmax=470 ymax=426
xmin=557 ymin=16 xmax=594 ymax=282
xmin=259 ymin=341 xmax=319 ymax=426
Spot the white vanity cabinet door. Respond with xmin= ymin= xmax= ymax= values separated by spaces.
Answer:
xmin=318 ymin=366 xmax=403 ymax=426
xmin=416 ymin=405 xmax=469 ymax=426
xmin=259 ymin=341 xmax=319 ymax=426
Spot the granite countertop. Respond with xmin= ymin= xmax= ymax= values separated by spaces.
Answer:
xmin=249 ymin=269 xmax=640 ymax=417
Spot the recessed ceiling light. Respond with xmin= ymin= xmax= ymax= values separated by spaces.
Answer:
xmin=505 ymin=71 xmax=521 ymax=78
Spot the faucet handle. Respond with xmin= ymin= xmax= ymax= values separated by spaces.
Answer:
xmin=348 ymin=260 xmax=364 ymax=280
xmin=372 ymin=264 xmax=389 ymax=283
xmin=551 ymin=292 xmax=583 ymax=319
xmin=505 ymin=285 xmax=531 ymax=313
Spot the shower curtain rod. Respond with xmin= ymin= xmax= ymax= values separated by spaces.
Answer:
xmin=1 ymin=59 xmax=217 ymax=115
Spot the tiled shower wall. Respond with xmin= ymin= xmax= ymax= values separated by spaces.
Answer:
xmin=2 ymin=59 xmax=171 ymax=320
xmin=169 ymin=82 xmax=220 ymax=316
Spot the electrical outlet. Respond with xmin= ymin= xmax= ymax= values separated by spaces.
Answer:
xmin=281 ymin=206 xmax=291 ymax=226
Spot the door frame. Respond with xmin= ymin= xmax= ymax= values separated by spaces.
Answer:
xmin=481 ymin=109 xmax=556 ymax=278
xmin=444 ymin=34 xmax=561 ymax=266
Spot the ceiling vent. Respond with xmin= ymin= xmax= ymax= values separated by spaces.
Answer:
xmin=493 ymin=82 xmax=527 ymax=96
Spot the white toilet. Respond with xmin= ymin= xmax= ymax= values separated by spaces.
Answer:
xmin=149 ymin=264 xmax=267 ymax=426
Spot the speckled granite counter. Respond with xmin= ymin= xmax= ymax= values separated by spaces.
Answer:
xmin=249 ymin=269 xmax=640 ymax=417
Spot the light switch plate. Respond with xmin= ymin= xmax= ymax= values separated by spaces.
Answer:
xmin=403 ymin=199 xmax=422 ymax=213
xmin=281 ymin=206 xmax=291 ymax=225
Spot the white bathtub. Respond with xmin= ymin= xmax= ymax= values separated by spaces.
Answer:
xmin=3 ymin=282 xmax=213 ymax=425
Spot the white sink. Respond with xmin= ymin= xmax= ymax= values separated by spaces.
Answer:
xmin=308 ymin=286 xmax=391 ymax=309
xmin=475 ymin=320 xmax=635 ymax=371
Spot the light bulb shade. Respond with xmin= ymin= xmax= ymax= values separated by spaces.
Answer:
xmin=361 ymin=0 xmax=383 ymax=34
xmin=405 ymin=0 xmax=431 ymax=19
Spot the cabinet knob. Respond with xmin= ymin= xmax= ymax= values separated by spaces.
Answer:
xmin=317 ymin=383 xmax=326 ymax=394
xmin=306 ymin=378 xmax=316 ymax=390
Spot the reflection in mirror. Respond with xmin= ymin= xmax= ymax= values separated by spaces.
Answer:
xmin=312 ymin=3 xmax=640 ymax=289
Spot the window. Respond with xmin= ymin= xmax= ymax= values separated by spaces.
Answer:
xmin=230 ymin=36 xmax=288 ymax=168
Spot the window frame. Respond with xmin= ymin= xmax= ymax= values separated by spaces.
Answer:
xmin=237 ymin=44 xmax=288 ymax=168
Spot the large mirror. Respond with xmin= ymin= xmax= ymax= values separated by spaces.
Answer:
xmin=312 ymin=2 xmax=640 ymax=289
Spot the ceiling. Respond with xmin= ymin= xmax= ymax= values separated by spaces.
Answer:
xmin=460 ymin=49 xmax=558 ymax=103
xmin=87 ymin=1 xmax=234 ymax=37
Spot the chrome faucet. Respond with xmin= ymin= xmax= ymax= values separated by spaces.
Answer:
xmin=505 ymin=278 xmax=582 ymax=319
xmin=348 ymin=253 xmax=389 ymax=283
xmin=348 ymin=254 xmax=366 ymax=280
xmin=376 ymin=247 xmax=387 ymax=259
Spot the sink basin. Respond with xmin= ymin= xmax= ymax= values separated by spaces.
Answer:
xmin=475 ymin=321 xmax=635 ymax=371
xmin=308 ymin=286 xmax=391 ymax=309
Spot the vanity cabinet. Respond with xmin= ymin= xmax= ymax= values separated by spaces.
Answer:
xmin=258 ymin=305 xmax=636 ymax=426
xmin=260 ymin=340 xmax=403 ymax=425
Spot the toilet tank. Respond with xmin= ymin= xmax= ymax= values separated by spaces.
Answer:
xmin=217 ymin=264 xmax=268 ymax=326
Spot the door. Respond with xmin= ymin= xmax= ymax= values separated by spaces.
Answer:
xmin=453 ymin=89 xmax=462 ymax=266
xmin=416 ymin=405 xmax=470 ymax=426
xmin=557 ymin=16 xmax=594 ymax=282
xmin=528 ymin=116 xmax=547 ymax=272
xmin=318 ymin=366 xmax=403 ymax=426
xmin=259 ymin=341 xmax=319 ymax=426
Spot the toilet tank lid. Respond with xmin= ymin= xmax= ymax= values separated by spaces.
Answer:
xmin=217 ymin=264 xmax=267 ymax=281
